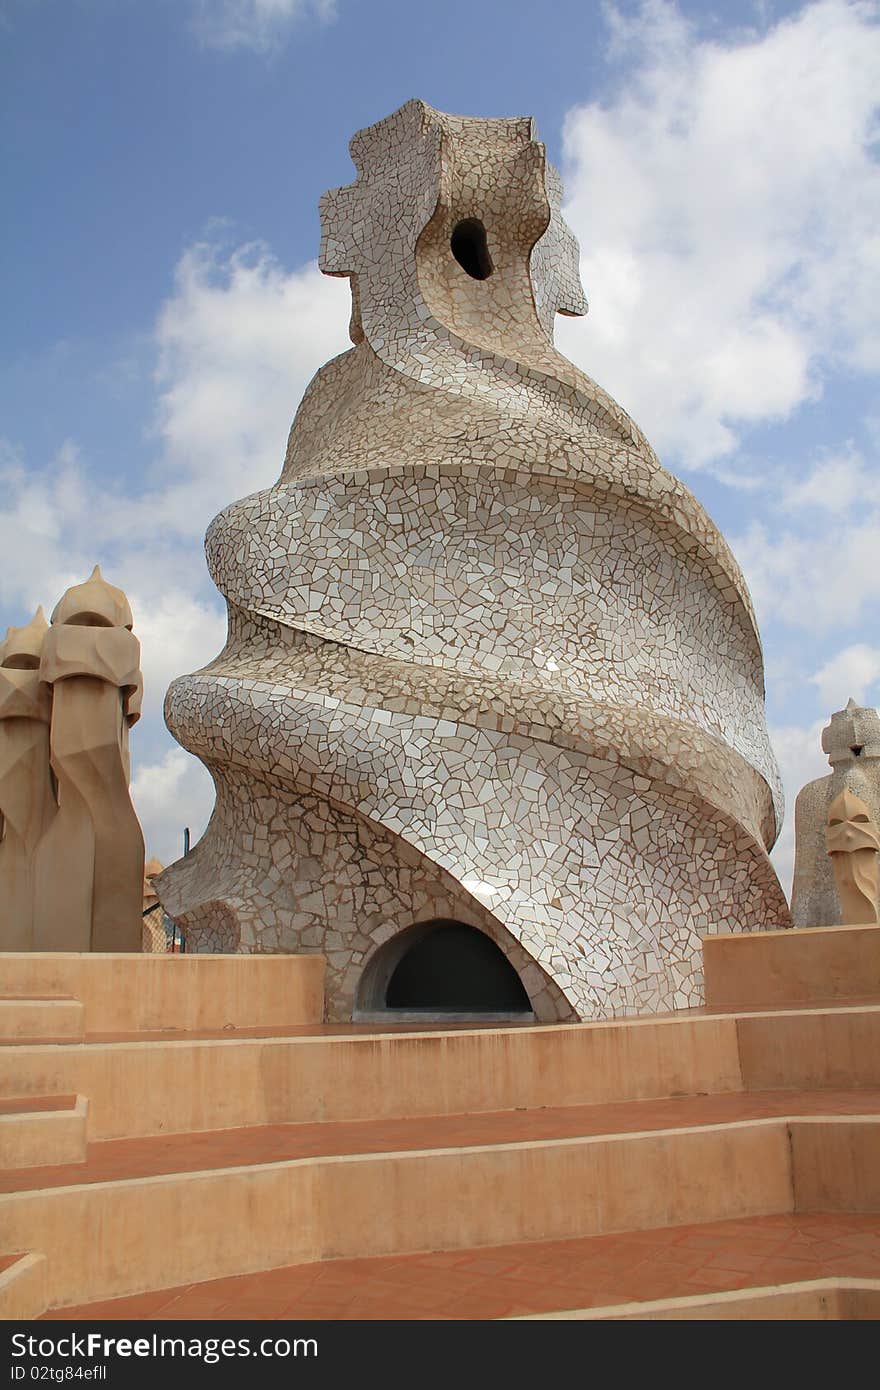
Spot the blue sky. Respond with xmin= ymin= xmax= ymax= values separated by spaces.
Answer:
xmin=2 ymin=0 xmax=879 ymax=895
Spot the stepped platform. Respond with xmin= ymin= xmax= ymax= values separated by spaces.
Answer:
xmin=2 ymin=926 xmax=879 ymax=1320
xmin=0 ymin=996 xmax=83 ymax=1042
xmin=3 ymin=1087 xmax=880 ymax=1194
xmin=42 ymin=1214 xmax=880 ymax=1321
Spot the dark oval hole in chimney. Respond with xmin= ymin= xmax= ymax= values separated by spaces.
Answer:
xmin=450 ymin=218 xmax=494 ymax=281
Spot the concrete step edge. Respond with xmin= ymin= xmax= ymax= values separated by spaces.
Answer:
xmin=0 ymin=1096 xmax=89 ymax=1171
xmin=0 ymin=1252 xmax=49 ymax=1320
xmin=2 ymin=1110 xmax=879 ymax=1198
xmin=510 ymin=1275 xmax=880 ymax=1320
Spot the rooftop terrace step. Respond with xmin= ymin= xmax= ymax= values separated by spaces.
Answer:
xmin=2 ymin=1087 xmax=878 ymax=1194
xmin=43 ymin=1212 xmax=880 ymax=1321
xmin=0 ymin=1095 xmax=88 ymax=1169
xmin=704 ymin=923 xmax=880 ymax=1009
xmin=0 ymin=1252 xmax=47 ymax=1320
xmin=3 ymin=1107 xmax=879 ymax=1309
xmin=0 ymin=953 xmax=325 ymax=1034
xmin=0 ymin=997 xmax=83 ymax=1041
xmin=4 ymin=1002 xmax=880 ymax=1141
xmin=0 ymin=1094 xmax=77 ymax=1115
xmin=516 ymin=1277 xmax=880 ymax=1319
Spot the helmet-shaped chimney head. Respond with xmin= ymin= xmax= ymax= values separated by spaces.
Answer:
xmin=821 ymin=701 xmax=880 ymax=767
xmin=51 ymin=566 xmax=133 ymax=630
xmin=0 ymin=607 xmax=49 ymax=670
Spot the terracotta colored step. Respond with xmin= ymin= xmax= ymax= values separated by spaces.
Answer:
xmin=0 ymin=996 xmax=83 ymax=1041
xmin=0 ymin=1252 xmax=47 ymax=1320
xmin=0 ymin=1012 xmax=744 ymax=1138
xmin=0 ymin=1022 xmax=483 ymax=1046
xmin=0 ymin=1095 xmax=88 ymax=1169
xmin=4 ymin=1109 xmax=880 ymax=1310
xmin=44 ymin=1212 xmax=880 ymax=1321
xmin=0 ymin=1094 xmax=77 ymax=1115
xmin=83 ymin=1020 xmax=509 ymax=1042
xmin=78 ymin=993 xmax=880 ymax=1041
xmin=704 ymin=923 xmax=880 ymax=1009
xmin=516 ymin=1276 xmax=880 ymax=1319
xmin=680 ymin=994 xmax=880 ymax=1015
xmin=2 ymin=1086 xmax=878 ymax=1195
xmin=0 ymin=953 xmax=325 ymax=1033
xmin=74 ymin=997 xmax=880 ymax=1036
xmin=7 ymin=1003 xmax=880 ymax=1143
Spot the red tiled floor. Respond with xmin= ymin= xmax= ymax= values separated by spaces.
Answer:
xmin=46 ymin=1213 xmax=880 ymax=1321
xmin=3 ymin=1085 xmax=879 ymax=1195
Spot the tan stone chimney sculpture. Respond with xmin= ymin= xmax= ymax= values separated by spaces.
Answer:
xmin=825 ymin=789 xmax=880 ymax=925
xmin=0 ymin=609 xmax=55 ymax=950
xmin=159 ymin=100 xmax=789 ymax=1018
xmin=792 ymin=700 xmax=880 ymax=926
xmin=0 ymin=568 xmax=144 ymax=952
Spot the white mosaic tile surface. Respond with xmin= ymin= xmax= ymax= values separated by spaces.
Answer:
xmin=157 ymin=101 xmax=790 ymax=1020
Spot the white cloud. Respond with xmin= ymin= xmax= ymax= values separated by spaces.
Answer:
xmin=719 ymin=436 xmax=880 ymax=638
xmin=130 ymin=591 xmax=228 ymax=726
xmin=556 ymin=0 xmax=880 ymax=469
xmin=131 ymin=748 xmax=216 ymax=866
xmin=780 ymin=444 xmax=880 ymax=516
xmin=152 ymin=240 xmax=350 ymax=535
xmin=0 ymin=439 xmax=101 ymax=617
xmin=190 ymin=0 xmax=337 ymax=54
xmin=733 ymin=509 xmax=880 ymax=634
xmin=810 ymin=642 xmax=880 ymax=709
xmin=0 ymin=436 xmax=218 ymax=630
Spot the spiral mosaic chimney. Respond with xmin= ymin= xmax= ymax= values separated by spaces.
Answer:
xmin=158 ymin=100 xmax=790 ymax=1021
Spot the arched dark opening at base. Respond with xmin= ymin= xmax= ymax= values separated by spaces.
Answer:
xmin=383 ymin=921 xmax=531 ymax=1013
